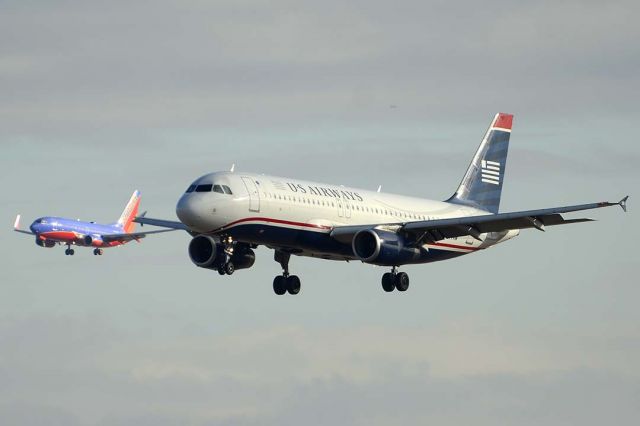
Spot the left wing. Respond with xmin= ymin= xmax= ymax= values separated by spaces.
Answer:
xmin=331 ymin=196 xmax=628 ymax=244
xmin=101 ymin=228 xmax=176 ymax=243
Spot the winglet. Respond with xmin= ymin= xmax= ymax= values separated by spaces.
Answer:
xmin=14 ymin=214 xmax=21 ymax=230
xmin=619 ymin=196 xmax=629 ymax=212
xmin=138 ymin=211 xmax=147 ymax=226
xmin=230 ymin=163 xmax=235 ymax=172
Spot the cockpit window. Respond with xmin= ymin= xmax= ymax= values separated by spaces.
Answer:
xmin=186 ymin=185 xmax=196 ymax=193
xmin=195 ymin=184 xmax=213 ymax=192
xmin=212 ymin=184 xmax=224 ymax=194
xmin=35 ymin=219 xmax=43 ymax=224
xmin=222 ymin=185 xmax=233 ymax=195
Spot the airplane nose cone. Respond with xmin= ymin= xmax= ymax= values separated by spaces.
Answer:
xmin=176 ymin=195 xmax=209 ymax=231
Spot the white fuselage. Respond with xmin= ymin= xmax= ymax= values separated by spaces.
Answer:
xmin=176 ymin=172 xmax=518 ymax=263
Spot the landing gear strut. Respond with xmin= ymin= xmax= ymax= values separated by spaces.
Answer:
xmin=217 ymin=235 xmax=235 ymax=275
xmin=381 ymin=267 xmax=409 ymax=292
xmin=273 ymin=250 xmax=301 ymax=295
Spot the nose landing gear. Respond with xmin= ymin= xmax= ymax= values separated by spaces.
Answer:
xmin=217 ymin=235 xmax=236 ymax=275
xmin=273 ymin=250 xmax=301 ymax=295
xmin=93 ymin=248 xmax=103 ymax=256
xmin=381 ymin=267 xmax=409 ymax=292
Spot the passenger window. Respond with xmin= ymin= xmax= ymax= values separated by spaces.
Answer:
xmin=212 ymin=185 xmax=224 ymax=193
xmin=196 ymin=184 xmax=213 ymax=192
xmin=186 ymin=185 xmax=196 ymax=193
xmin=222 ymin=185 xmax=233 ymax=194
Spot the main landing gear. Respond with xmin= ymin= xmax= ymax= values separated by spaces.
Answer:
xmin=273 ymin=250 xmax=301 ymax=295
xmin=93 ymin=248 xmax=103 ymax=256
xmin=381 ymin=267 xmax=409 ymax=292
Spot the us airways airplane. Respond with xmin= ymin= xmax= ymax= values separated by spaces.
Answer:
xmin=14 ymin=190 xmax=174 ymax=255
xmin=136 ymin=113 xmax=628 ymax=295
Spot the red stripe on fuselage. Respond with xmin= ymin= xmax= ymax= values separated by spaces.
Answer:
xmin=429 ymin=241 xmax=480 ymax=252
xmin=214 ymin=217 xmax=332 ymax=232
xmin=39 ymin=231 xmax=78 ymax=242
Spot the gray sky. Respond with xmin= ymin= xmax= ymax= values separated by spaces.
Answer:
xmin=1 ymin=1 xmax=639 ymax=424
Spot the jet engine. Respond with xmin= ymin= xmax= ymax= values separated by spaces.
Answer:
xmin=352 ymin=229 xmax=421 ymax=266
xmin=188 ymin=235 xmax=255 ymax=271
xmin=83 ymin=235 xmax=104 ymax=246
xmin=35 ymin=238 xmax=55 ymax=248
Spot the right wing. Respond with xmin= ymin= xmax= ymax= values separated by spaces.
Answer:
xmin=13 ymin=214 xmax=34 ymax=235
xmin=101 ymin=228 xmax=177 ymax=243
xmin=134 ymin=216 xmax=190 ymax=231
xmin=331 ymin=196 xmax=628 ymax=244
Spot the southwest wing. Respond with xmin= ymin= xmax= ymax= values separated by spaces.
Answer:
xmin=330 ymin=197 xmax=628 ymax=244
xmin=133 ymin=216 xmax=190 ymax=231
xmin=101 ymin=228 xmax=177 ymax=243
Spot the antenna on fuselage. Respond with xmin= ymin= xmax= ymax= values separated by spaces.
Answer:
xmin=230 ymin=163 xmax=235 ymax=172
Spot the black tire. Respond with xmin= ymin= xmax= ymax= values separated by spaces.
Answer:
xmin=69 ymin=249 xmax=75 ymax=256
xmin=286 ymin=275 xmax=301 ymax=295
xmin=273 ymin=275 xmax=287 ymax=295
xmin=217 ymin=267 xmax=226 ymax=275
xmin=65 ymin=249 xmax=70 ymax=256
xmin=93 ymin=249 xmax=98 ymax=256
xmin=382 ymin=273 xmax=395 ymax=292
xmin=224 ymin=262 xmax=235 ymax=275
xmin=395 ymin=272 xmax=409 ymax=292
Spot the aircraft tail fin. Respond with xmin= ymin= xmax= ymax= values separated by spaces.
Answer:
xmin=446 ymin=113 xmax=513 ymax=214
xmin=116 ymin=190 xmax=141 ymax=233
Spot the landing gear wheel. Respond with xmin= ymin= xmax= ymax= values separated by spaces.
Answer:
xmin=395 ymin=272 xmax=410 ymax=292
xmin=217 ymin=267 xmax=226 ymax=275
xmin=273 ymin=275 xmax=287 ymax=295
xmin=286 ymin=275 xmax=301 ymax=295
xmin=68 ymin=248 xmax=75 ymax=256
xmin=381 ymin=272 xmax=395 ymax=292
xmin=93 ymin=248 xmax=103 ymax=256
xmin=224 ymin=262 xmax=235 ymax=275
xmin=65 ymin=249 xmax=70 ymax=256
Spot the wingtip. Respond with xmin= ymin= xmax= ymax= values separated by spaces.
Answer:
xmin=619 ymin=195 xmax=629 ymax=212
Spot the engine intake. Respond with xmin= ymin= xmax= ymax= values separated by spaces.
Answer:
xmin=188 ymin=235 xmax=223 ymax=268
xmin=35 ymin=238 xmax=55 ymax=248
xmin=352 ymin=229 xmax=420 ymax=266
xmin=188 ymin=235 xmax=256 ymax=271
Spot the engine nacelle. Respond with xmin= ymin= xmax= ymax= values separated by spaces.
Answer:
xmin=188 ymin=235 xmax=256 ymax=271
xmin=35 ymin=238 xmax=55 ymax=248
xmin=352 ymin=229 xmax=420 ymax=266
xmin=83 ymin=235 xmax=104 ymax=247
xmin=189 ymin=235 xmax=225 ymax=268
xmin=230 ymin=248 xmax=256 ymax=270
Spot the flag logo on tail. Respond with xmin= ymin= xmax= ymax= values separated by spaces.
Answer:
xmin=481 ymin=160 xmax=501 ymax=185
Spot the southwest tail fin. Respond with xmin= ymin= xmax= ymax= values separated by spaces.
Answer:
xmin=116 ymin=190 xmax=141 ymax=233
xmin=447 ymin=113 xmax=513 ymax=214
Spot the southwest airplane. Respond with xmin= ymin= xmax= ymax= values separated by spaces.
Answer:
xmin=14 ymin=190 xmax=173 ymax=255
xmin=136 ymin=113 xmax=628 ymax=295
